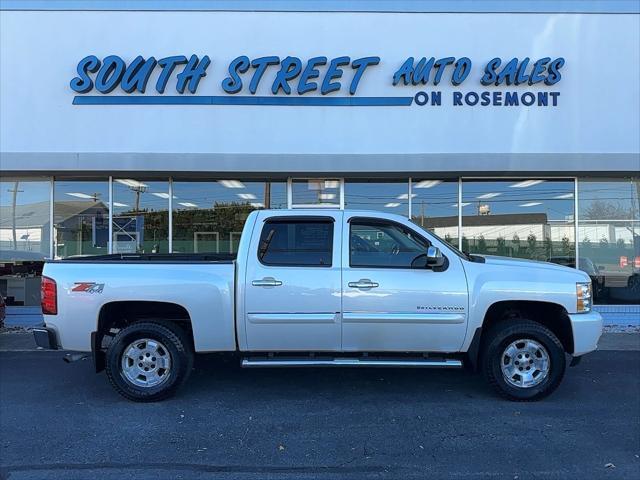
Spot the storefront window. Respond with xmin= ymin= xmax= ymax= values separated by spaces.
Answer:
xmin=0 ymin=177 xmax=51 ymax=307
xmin=578 ymin=178 xmax=640 ymax=305
xmin=410 ymin=179 xmax=459 ymax=248
xmin=461 ymin=180 xmax=575 ymax=261
xmin=291 ymin=179 xmax=341 ymax=207
xmin=54 ymin=178 xmax=109 ymax=258
xmin=344 ymin=180 xmax=409 ymax=216
xmin=112 ymin=179 xmax=169 ymax=254
xmin=171 ymin=180 xmax=286 ymax=254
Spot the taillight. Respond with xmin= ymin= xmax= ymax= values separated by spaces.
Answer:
xmin=41 ymin=276 xmax=57 ymax=315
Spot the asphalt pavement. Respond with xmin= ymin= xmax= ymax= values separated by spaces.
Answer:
xmin=1 ymin=347 xmax=639 ymax=480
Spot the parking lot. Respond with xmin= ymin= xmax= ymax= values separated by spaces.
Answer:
xmin=1 ymin=344 xmax=639 ymax=480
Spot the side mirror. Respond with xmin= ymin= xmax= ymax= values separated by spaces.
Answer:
xmin=412 ymin=247 xmax=445 ymax=269
xmin=426 ymin=246 xmax=445 ymax=268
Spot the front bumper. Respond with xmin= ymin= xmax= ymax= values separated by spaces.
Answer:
xmin=568 ymin=310 xmax=604 ymax=357
xmin=33 ymin=327 xmax=59 ymax=350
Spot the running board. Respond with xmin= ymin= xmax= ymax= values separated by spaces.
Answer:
xmin=241 ymin=356 xmax=463 ymax=369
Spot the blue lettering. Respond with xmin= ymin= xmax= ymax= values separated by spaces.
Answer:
xmin=545 ymin=58 xmax=565 ymax=85
xmin=529 ymin=57 xmax=550 ymax=85
xmin=272 ymin=56 xmax=302 ymax=95
xmin=413 ymin=57 xmax=435 ymax=85
xmin=349 ymin=56 xmax=380 ymax=95
xmin=515 ymin=57 xmax=530 ymax=85
xmin=321 ymin=56 xmax=350 ymax=94
xmin=538 ymin=92 xmax=548 ymax=106
xmin=451 ymin=57 xmax=472 ymax=86
xmin=393 ymin=57 xmax=414 ymax=86
xmin=521 ymin=92 xmax=536 ymax=106
xmin=453 ymin=91 xmax=463 ymax=106
xmin=481 ymin=58 xmax=500 ymax=86
xmin=465 ymin=91 xmax=479 ymax=106
xmin=222 ymin=56 xmax=250 ymax=94
xmin=95 ymin=55 xmax=125 ymax=94
xmin=504 ymin=92 xmax=519 ymax=106
xmin=70 ymin=55 xmax=100 ymax=93
xmin=156 ymin=56 xmax=187 ymax=93
xmin=430 ymin=91 xmax=442 ymax=105
xmin=480 ymin=91 xmax=491 ymax=106
xmin=493 ymin=91 xmax=502 ymax=105
xmin=550 ymin=91 xmax=560 ymax=105
xmin=121 ymin=56 xmax=157 ymax=94
xmin=176 ymin=55 xmax=210 ymax=94
xmin=249 ymin=56 xmax=280 ymax=94
xmin=496 ymin=58 xmax=519 ymax=86
xmin=432 ymin=57 xmax=455 ymax=86
xmin=297 ymin=56 xmax=327 ymax=95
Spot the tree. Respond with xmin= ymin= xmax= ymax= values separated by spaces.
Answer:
xmin=583 ymin=199 xmax=632 ymax=220
xmin=527 ymin=233 xmax=537 ymax=259
xmin=562 ymin=235 xmax=572 ymax=256
xmin=544 ymin=236 xmax=553 ymax=258
xmin=512 ymin=233 xmax=521 ymax=255
xmin=496 ymin=236 xmax=507 ymax=255
xmin=477 ymin=235 xmax=487 ymax=253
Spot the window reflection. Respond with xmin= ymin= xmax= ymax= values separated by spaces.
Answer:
xmin=172 ymin=180 xmax=286 ymax=254
xmin=54 ymin=178 xmax=109 ymax=258
xmin=344 ymin=180 xmax=409 ymax=215
xmin=112 ymin=179 xmax=169 ymax=254
xmin=291 ymin=179 xmax=341 ymax=207
xmin=578 ymin=178 xmax=640 ymax=305
xmin=461 ymin=180 xmax=575 ymax=261
xmin=0 ymin=177 xmax=51 ymax=307
xmin=411 ymin=179 xmax=458 ymax=248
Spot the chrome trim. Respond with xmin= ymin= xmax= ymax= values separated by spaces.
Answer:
xmin=247 ymin=313 xmax=337 ymax=324
xmin=342 ymin=312 xmax=465 ymax=324
xmin=241 ymin=357 xmax=463 ymax=368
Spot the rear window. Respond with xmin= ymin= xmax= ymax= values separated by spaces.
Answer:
xmin=258 ymin=219 xmax=333 ymax=267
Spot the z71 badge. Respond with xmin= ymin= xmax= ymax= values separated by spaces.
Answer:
xmin=72 ymin=282 xmax=105 ymax=294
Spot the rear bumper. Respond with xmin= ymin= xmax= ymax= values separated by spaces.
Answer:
xmin=33 ymin=327 xmax=59 ymax=350
xmin=568 ymin=311 xmax=604 ymax=357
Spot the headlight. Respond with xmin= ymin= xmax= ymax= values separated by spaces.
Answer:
xmin=576 ymin=282 xmax=592 ymax=313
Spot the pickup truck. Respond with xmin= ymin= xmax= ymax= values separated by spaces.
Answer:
xmin=34 ymin=209 xmax=603 ymax=402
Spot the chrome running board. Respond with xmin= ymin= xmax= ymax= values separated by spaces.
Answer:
xmin=241 ymin=356 xmax=463 ymax=368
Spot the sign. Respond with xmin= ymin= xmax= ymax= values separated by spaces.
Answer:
xmin=71 ymin=54 xmax=564 ymax=107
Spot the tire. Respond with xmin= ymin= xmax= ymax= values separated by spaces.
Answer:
xmin=105 ymin=321 xmax=194 ymax=402
xmin=482 ymin=319 xmax=566 ymax=401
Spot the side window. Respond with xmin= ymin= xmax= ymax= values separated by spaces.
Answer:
xmin=258 ymin=219 xmax=333 ymax=267
xmin=350 ymin=220 xmax=429 ymax=268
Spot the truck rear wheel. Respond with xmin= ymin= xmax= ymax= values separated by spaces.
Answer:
xmin=105 ymin=321 xmax=193 ymax=402
xmin=482 ymin=319 xmax=566 ymax=401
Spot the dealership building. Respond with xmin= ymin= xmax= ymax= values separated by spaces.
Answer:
xmin=1 ymin=0 xmax=639 ymax=324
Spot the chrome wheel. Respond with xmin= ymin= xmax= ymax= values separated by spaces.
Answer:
xmin=500 ymin=339 xmax=550 ymax=388
xmin=121 ymin=338 xmax=172 ymax=388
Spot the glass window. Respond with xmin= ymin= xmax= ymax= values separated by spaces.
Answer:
xmin=171 ymin=180 xmax=286 ymax=254
xmin=411 ymin=179 xmax=459 ymax=248
xmin=54 ymin=178 xmax=109 ymax=258
xmin=112 ymin=179 xmax=169 ymax=254
xmin=1 ymin=177 xmax=51 ymax=307
xmin=578 ymin=178 xmax=640 ymax=305
xmin=350 ymin=220 xmax=429 ymax=268
xmin=258 ymin=219 xmax=333 ymax=266
xmin=1 ymin=177 xmax=51 ymax=260
xmin=344 ymin=180 xmax=409 ymax=216
xmin=291 ymin=179 xmax=341 ymax=207
xmin=461 ymin=180 xmax=575 ymax=261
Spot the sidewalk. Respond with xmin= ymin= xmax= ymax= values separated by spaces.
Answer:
xmin=1 ymin=330 xmax=638 ymax=352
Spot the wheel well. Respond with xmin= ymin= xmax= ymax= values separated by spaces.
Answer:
xmin=93 ymin=301 xmax=194 ymax=372
xmin=482 ymin=300 xmax=574 ymax=354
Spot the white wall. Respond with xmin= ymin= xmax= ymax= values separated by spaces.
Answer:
xmin=1 ymin=10 xmax=639 ymax=168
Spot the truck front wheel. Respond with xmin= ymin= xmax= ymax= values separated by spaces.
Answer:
xmin=105 ymin=321 xmax=194 ymax=402
xmin=482 ymin=319 xmax=566 ymax=401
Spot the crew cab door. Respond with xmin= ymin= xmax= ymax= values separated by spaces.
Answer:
xmin=243 ymin=211 xmax=343 ymax=351
xmin=341 ymin=215 xmax=468 ymax=352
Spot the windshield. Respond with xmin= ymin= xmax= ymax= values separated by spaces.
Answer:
xmin=410 ymin=219 xmax=469 ymax=260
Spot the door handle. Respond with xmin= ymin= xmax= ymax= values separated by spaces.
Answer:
xmin=252 ymin=277 xmax=283 ymax=287
xmin=348 ymin=279 xmax=379 ymax=289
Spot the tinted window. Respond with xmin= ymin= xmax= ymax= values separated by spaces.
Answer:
xmin=259 ymin=220 xmax=333 ymax=266
xmin=350 ymin=221 xmax=429 ymax=268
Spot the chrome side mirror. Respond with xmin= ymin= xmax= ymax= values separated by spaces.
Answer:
xmin=426 ymin=246 xmax=445 ymax=268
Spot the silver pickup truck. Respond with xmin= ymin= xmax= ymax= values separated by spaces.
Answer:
xmin=34 ymin=209 xmax=603 ymax=402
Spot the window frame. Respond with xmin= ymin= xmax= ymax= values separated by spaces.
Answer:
xmin=348 ymin=217 xmax=439 ymax=270
xmin=257 ymin=216 xmax=335 ymax=268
